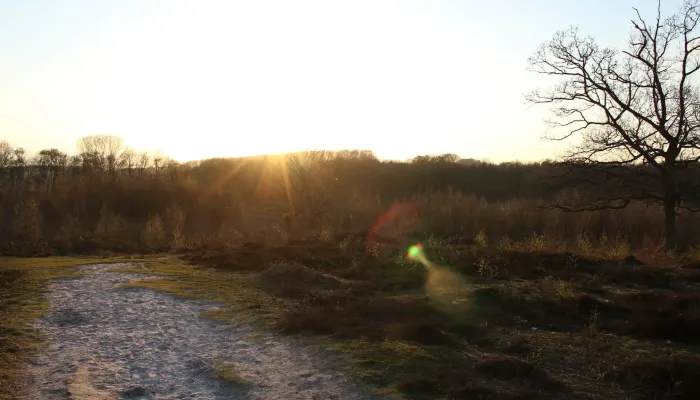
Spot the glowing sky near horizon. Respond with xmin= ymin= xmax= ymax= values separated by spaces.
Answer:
xmin=0 ymin=0 xmax=683 ymax=162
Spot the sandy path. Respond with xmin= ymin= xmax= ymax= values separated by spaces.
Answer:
xmin=22 ymin=263 xmax=378 ymax=400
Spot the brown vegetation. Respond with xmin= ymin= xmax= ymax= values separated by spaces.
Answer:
xmin=0 ymin=135 xmax=698 ymax=256
xmin=131 ymin=237 xmax=700 ymax=399
xmin=2 ymin=134 xmax=700 ymax=398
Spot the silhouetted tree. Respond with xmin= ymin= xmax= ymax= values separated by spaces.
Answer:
xmin=527 ymin=0 xmax=700 ymax=249
xmin=78 ymin=134 xmax=123 ymax=174
xmin=0 ymin=141 xmax=12 ymax=168
xmin=284 ymin=151 xmax=334 ymax=222
xmin=152 ymin=151 xmax=164 ymax=174
xmin=37 ymin=149 xmax=68 ymax=191
xmin=119 ymin=147 xmax=136 ymax=175
xmin=10 ymin=147 xmax=26 ymax=189
xmin=136 ymin=151 xmax=150 ymax=176
xmin=410 ymin=153 xmax=460 ymax=164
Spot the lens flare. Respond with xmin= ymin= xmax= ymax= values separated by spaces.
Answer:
xmin=407 ymin=244 xmax=425 ymax=263
xmin=366 ymin=202 xmax=418 ymax=251
xmin=406 ymin=243 xmax=471 ymax=316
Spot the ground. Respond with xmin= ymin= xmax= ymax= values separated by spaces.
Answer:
xmin=20 ymin=263 xmax=373 ymax=399
xmin=2 ymin=238 xmax=700 ymax=399
xmin=0 ymin=256 xmax=147 ymax=399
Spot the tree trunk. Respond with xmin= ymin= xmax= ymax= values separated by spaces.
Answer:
xmin=662 ymin=162 xmax=680 ymax=251
xmin=663 ymin=195 xmax=677 ymax=251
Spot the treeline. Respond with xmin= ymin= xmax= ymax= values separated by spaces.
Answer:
xmin=0 ymin=135 xmax=697 ymax=254
xmin=0 ymin=137 xmax=549 ymax=199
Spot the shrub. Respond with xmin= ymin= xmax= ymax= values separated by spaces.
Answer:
xmin=12 ymin=197 xmax=42 ymax=244
xmin=95 ymin=205 xmax=125 ymax=240
xmin=141 ymin=214 xmax=166 ymax=249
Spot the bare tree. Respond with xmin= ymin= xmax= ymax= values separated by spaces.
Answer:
xmin=118 ymin=147 xmax=136 ymax=175
xmin=527 ymin=0 xmax=700 ymax=250
xmin=12 ymin=148 xmax=25 ymax=166
xmin=68 ymin=155 xmax=83 ymax=176
xmin=152 ymin=150 xmax=165 ymax=175
xmin=164 ymin=158 xmax=180 ymax=183
xmin=0 ymin=141 xmax=14 ymax=187
xmin=106 ymin=136 xmax=123 ymax=175
xmin=78 ymin=135 xmax=104 ymax=171
xmin=335 ymin=149 xmax=378 ymax=160
xmin=0 ymin=141 xmax=12 ymax=168
xmin=78 ymin=134 xmax=123 ymax=173
xmin=410 ymin=153 xmax=460 ymax=164
xmin=10 ymin=147 xmax=26 ymax=189
xmin=284 ymin=151 xmax=334 ymax=225
xmin=136 ymin=151 xmax=151 ymax=176
xmin=37 ymin=148 xmax=68 ymax=191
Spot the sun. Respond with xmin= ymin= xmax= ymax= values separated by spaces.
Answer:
xmin=43 ymin=0 xmax=485 ymax=163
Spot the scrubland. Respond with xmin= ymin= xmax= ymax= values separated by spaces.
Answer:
xmin=2 ymin=138 xmax=700 ymax=398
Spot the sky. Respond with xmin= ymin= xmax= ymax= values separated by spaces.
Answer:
xmin=0 ymin=0 xmax=685 ymax=162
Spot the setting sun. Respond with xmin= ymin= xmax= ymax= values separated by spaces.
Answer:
xmin=49 ymin=0 xmax=488 ymax=161
xmin=1 ymin=0 xmax=572 ymax=162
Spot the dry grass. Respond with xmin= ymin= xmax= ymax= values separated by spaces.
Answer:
xmin=4 ymin=187 xmax=700 ymax=398
xmin=214 ymin=361 xmax=250 ymax=386
xmin=3 ymin=183 xmax=699 ymax=258
xmin=99 ymin=236 xmax=700 ymax=399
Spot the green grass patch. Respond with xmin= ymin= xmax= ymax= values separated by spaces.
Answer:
xmin=113 ymin=257 xmax=287 ymax=326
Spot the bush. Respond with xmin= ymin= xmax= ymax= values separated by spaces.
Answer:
xmin=141 ymin=214 xmax=166 ymax=250
xmin=95 ymin=205 xmax=125 ymax=241
xmin=12 ymin=197 xmax=41 ymax=244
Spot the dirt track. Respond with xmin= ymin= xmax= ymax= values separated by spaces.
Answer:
xmin=22 ymin=263 xmax=378 ymax=400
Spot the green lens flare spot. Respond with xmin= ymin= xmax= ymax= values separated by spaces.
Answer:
xmin=407 ymin=244 xmax=424 ymax=260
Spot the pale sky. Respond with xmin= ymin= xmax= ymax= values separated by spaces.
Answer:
xmin=0 ymin=0 xmax=683 ymax=162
